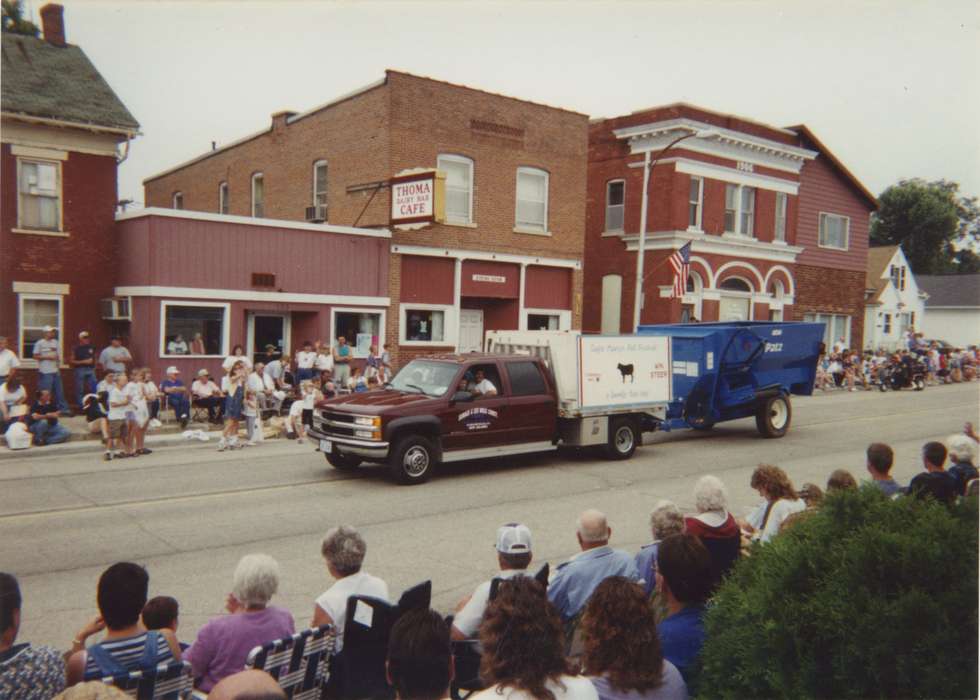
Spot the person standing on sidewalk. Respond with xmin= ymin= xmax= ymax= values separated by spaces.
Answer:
xmin=0 ymin=336 xmax=20 ymax=386
xmin=98 ymin=336 xmax=133 ymax=376
xmin=71 ymin=331 xmax=97 ymax=411
xmin=32 ymin=326 xmax=69 ymax=414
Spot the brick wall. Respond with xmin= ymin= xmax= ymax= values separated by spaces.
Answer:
xmin=793 ymin=264 xmax=865 ymax=347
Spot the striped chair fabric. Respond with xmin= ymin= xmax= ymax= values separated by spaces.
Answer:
xmin=99 ymin=659 xmax=193 ymax=699
xmin=246 ymin=624 xmax=335 ymax=699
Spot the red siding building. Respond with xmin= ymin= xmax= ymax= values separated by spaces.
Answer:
xmin=584 ymin=104 xmax=876 ymax=348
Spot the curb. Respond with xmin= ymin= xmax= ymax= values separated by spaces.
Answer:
xmin=0 ymin=429 xmax=273 ymax=461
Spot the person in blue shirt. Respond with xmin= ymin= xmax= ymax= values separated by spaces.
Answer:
xmin=547 ymin=509 xmax=638 ymax=623
xmin=656 ymin=533 xmax=713 ymax=685
xmin=159 ymin=367 xmax=190 ymax=429
xmin=865 ymin=442 xmax=904 ymax=497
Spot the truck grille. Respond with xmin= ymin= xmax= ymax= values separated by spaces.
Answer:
xmin=315 ymin=410 xmax=357 ymax=438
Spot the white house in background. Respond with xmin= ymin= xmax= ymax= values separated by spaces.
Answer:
xmin=917 ymin=274 xmax=980 ymax=348
xmin=863 ymin=246 xmax=927 ymax=350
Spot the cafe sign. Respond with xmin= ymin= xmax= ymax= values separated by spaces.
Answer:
xmin=390 ymin=169 xmax=445 ymax=228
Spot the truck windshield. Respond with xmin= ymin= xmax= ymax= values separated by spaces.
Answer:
xmin=389 ymin=360 xmax=459 ymax=397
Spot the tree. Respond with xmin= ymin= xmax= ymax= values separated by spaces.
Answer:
xmin=1 ymin=0 xmax=39 ymax=37
xmin=870 ymin=178 xmax=979 ymax=275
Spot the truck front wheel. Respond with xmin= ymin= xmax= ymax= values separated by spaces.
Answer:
xmin=756 ymin=395 xmax=791 ymax=438
xmin=389 ymin=435 xmax=437 ymax=484
xmin=605 ymin=418 xmax=638 ymax=460
xmin=326 ymin=452 xmax=362 ymax=471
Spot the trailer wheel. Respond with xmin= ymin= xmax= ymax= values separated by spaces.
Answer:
xmin=326 ymin=452 xmax=362 ymax=471
xmin=389 ymin=435 xmax=437 ymax=484
xmin=756 ymin=395 xmax=791 ymax=438
xmin=605 ymin=418 xmax=638 ymax=460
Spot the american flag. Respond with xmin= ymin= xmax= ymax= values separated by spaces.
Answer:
xmin=669 ymin=242 xmax=692 ymax=299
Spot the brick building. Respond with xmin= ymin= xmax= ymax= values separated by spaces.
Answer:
xmin=144 ymin=71 xmax=588 ymax=365
xmin=1 ymin=4 xmax=139 ymax=399
xmin=584 ymin=104 xmax=876 ymax=348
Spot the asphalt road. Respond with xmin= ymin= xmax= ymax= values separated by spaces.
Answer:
xmin=4 ymin=382 xmax=977 ymax=649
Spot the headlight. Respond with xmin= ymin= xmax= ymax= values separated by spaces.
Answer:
xmin=354 ymin=416 xmax=381 ymax=428
xmin=355 ymin=429 xmax=382 ymax=440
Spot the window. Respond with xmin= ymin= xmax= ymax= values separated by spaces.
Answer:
xmin=516 ymin=167 xmax=548 ymax=232
xmin=804 ymin=313 xmax=851 ymax=349
xmin=18 ymin=159 xmax=60 ymax=231
xmin=528 ymin=313 xmax=559 ymax=330
xmin=605 ymin=180 xmax=625 ymax=232
xmin=313 ymin=160 xmax=328 ymax=211
xmin=890 ymin=264 xmax=906 ymax=291
xmin=775 ymin=192 xmax=787 ymax=242
xmin=219 ymin=182 xmax=229 ymax=215
xmin=818 ymin=213 xmax=849 ymax=250
xmin=724 ymin=184 xmax=737 ymax=233
xmin=506 ymin=361 xmax=548 ymax=397
xmin=769 ymin=308 xmax=783 ymax=321
xmin=882 ymin=313 xmax=892 ymax=334
xmin=719 ymin=277 xmax=752 ymax=292
xmin=405 ymin=309 xmax=445 ymax=342
xmin=333 ymin=310 xmax=384 ymax=358
xmin=740 ymin=186 xmax=755 ymax=237
xmin=437 ymin=154 xmax=473 ymax=224
xmin=688 ymin=177 xmax=703 ymax=230
xmin=172 ymin=192 xmax=183 ymax=210
xmin=251 ymin=173 xmax=264 ymax=218
xmin=18 ymin=294 xmax=62 ymax=360
xmin=162 ymin=302 xmax=228 ymax=356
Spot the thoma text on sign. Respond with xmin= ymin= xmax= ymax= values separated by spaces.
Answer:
xmin=391 ymin=177 xmax=434 ymax=221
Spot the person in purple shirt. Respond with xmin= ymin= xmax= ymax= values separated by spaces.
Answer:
xmin=185 ymin=554 xmax=294 ymax=693
xmin=656 ymin=534 xmax=713 ymax=685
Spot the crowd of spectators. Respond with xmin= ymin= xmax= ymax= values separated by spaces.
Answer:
xmin=3 ymin=424 xmax=975 ymax=699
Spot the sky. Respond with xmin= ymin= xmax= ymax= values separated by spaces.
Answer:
xmin=27 ymin=0 xmax=980 ymax=207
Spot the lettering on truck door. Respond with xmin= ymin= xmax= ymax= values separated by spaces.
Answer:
xmin=448 ymin=362 xmax=511 ymax=449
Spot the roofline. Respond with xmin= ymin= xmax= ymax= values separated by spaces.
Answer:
xmin=785 ymin=123 xmax=878 ymax=209
xmin=623 ymin=101 xmax=800 ymax=137
xmin=1 ymin=111 xmax=139 ymax=138
xmin=115 ymin=207 xmax=391 ymax=239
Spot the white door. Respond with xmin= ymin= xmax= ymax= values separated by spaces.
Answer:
xmin=458 ymin=309 xmax=484 ymax=353
xmin=719 ymin=296 xmax=751 ymax=321
xmin=601 ymin=274 xmax=623 ymax=334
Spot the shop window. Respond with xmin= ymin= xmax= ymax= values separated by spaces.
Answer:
xmin=172 ymin=191 xmax=183 ymax=210
xmin=18 ymin=159 xmax=61 ymax=231
xmin=818 ymin=212 xmax=849 ymax=250
xmin=404 ymin=309 xmax=445 ymax=342
xmin=605 ymin=180 xmax=625 ymax=232
xmin=688 ymin=176 xmax=703 ymax=230
xmin=19 ymin=294 xmax=62 ymax=360
xmin=507 ymin=361 xmax=548 ymax=397
xmin=515 ymin=167 xmax=548 ymax=232
xmin=251 ymin=173 xmax=264 ymax=218
xmin=437 ymin=154 xmax=473 ymax=224
xmin=775 ymin=192 xmax=788 ymax=242
xmin=333 ymin=310 xmax=383 ymax=358
xmin=162 ymin=302 xmax=227 ymax=356
xmin=219 ymin=182 xmax=229 ymax=215
xmin=804 ymin=313 xmax=851 ymax=349
xmin=527 ymin=313 xmax=559 ymax=330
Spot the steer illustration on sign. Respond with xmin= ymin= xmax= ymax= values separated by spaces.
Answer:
xmin=617 ymin=363 xmax=635 ymax=383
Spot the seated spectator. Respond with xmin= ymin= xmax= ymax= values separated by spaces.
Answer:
xmin=908 ymin=441 xmax=959 ymax=505
xmin=192 ymin=369 xmax=224 ymax=424
xmin=581 ymin=577 xmax=688 ymax=700
xmin=655 ymin=534 xmax=712 ymax=685
xmin=141 ymin=596 xmax=179 ymax=635
xmin=452 ymin=523 xmax=535 ymax=641
xmin=0 ymin=572 xmax=66 ymax=698
xmin=185 ymin=554 xmax=293 ymax=692
xmin=264 ymin=358 xmax=291 ymax=392
xmin=166 ymin=334 xmax=189 ymax=356
xmin=348 ymin=366 xmax=369 ymax=393
xmin=472 ymin=577 xmax=597 ymax=699
xmin=0 ymin=373 xmax=28 ymax=432
xmin=548 ymin=509 xmax=639 ymax=623
xmin=946 ymin=434 xmax=978 ymax=495
xmin=312 ymin=525 xmax=389 ymax=652
xmin=826 ymin=469 xmax=858 ymax=492
xmin=208 ymin=669 xmax=285 ymax=700
xmin=387 ymin=609 xmax=453 ymax=700
xmin=28 ymin=389 xmax=71 ymax=446
xmin=66 ymin=562 xmax=180 ymax=685
xmin=295 ymin=341 xmax=317 ymax=383
xmin=81 ymin=393 xmax=111 ymax=461
xmin=159 ymin=367 xmax=190 ymax=429
xmin=865 ymin=443 xmax=903 ymax=496
xmin=684 ymin=476 xmax=740 ymax=591
xmin=635 ymin=501 xmax=684 ymax=597
xmin=797 ymin=483 xmax=824 ymax=509
xmin=222 ymin=345 xmax=253 ymax=373
xmin=739 ymin=465 xmax=805 ymax=543
xmin=53 ymin=682 xmax=131 ymax=699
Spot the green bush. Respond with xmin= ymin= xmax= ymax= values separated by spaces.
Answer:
xmin=697 ymin=487 xmax=978 ymax=699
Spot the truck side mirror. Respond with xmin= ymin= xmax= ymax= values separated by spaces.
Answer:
xmin=451 ymin=390 xmax=473 ymax=404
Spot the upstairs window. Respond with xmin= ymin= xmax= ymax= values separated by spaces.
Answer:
xmin=219 ymin=182 xmax=229 ymax=215
xmin=818 ymin=212 xmax=849 ymax=250
xmin=172 ymin=191 xmax=183 ymax=210
xmin=516 ymin=167 xmax=548 ymax=232
xmin=437 ymin=154 xmax=473 ymax=224
xmin=724 ymin=184 xmax=755 ymax=237
xmin=724 ymin=184 xmax=738 ymax=233
xmin=605 ymin=180 xmax=625 ymax=232
xmin=688 ymin=176 xmax=703 ymax=230
xmin=313 ymin=160 xmax=328 ymax=211
xmin=775 ymin=192 xmax=788 ymax=242
xmin=251 ymin=173 xmax=264 ymax=218
xmin=889 ymin=264 xmax=906 ymax=291
xmin=18 ymin=159 xmax=61 ymax=231
xmin=740 ymin=186 xmax=755 ymax=237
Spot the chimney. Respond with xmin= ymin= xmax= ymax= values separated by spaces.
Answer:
xmin=271 ymin=110 xmax=297 ymax=133
xmin=40 ymin=4 xmax=66 ymax=47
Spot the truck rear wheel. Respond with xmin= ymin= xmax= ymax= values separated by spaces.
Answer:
xmin=389 ymin=435 xmax=437 ymax=484
xmin=326 ymin=452 xmax=362 ymax=471
xmin=756 ymin=395 xmax=791 ymax=438
xmin=605 ymin=418 xmax=638 ymax=460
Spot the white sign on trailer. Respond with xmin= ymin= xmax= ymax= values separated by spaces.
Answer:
xmin=578 ymin=336 xmax=672 ymax=409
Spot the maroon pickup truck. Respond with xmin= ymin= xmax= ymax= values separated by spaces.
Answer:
xmin=309 ymin=353 xmax=635 ymax=484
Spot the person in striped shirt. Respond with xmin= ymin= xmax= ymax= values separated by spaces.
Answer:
xmin=66 ymin=562 xmax=181 ymax=686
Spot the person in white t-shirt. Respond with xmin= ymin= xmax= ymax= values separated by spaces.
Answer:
xmin=295 ymin=341 xmax=317 ymax=383
xmin=739 ymin=464 xmax=805 ymax=543
xmin=0 ymin=335 xmax=20 ymax=385
xmin=222 ymin=345 xmax=253 ymax=373
xmin=107 ymin=372 xmax=133 ymax=458
xmin=0 ymin=373 xmax=28 ymax=430
xmin=315 ymin=344 xmax=334 ymax=377
xmin=470 ymin=368 xmax=498 ymax=398
xmin=311 ymin=525 xmax=389 ymax=653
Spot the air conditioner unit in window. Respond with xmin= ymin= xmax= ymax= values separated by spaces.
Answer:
xmin=305 ymin=205 xmax=327 ymax=223
xmin=100 ymin=297 xmax=131 ymax=320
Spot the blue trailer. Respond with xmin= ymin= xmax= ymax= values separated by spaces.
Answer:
xmin=636 ymin=321 xmax=825 ymax=437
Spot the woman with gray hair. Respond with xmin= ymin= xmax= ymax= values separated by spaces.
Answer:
xmin=634 ymin=501 xmax=684 ymax=596
xmin=684 ymin=475 xmax=741 ymax=592
xmin=311 ymin=525 xmax=389 ymax=652
xmin=947 ymin=433 xmax=978 ymax=495
xmin=185 ymin=554 xmax=294 ymax=693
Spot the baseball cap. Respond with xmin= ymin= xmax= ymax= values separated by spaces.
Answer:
xmin=495 ymin=523 xmax=532 ymax=554
xmin=166 ymin=366 xmax=180 ymax=374
xmin=79 ymin=330 xmax=90 ymax=338
xmin=197 ymin=369 xmax=208 ymax=377
xmin=42 ymin=325 xmax=55 ymax=332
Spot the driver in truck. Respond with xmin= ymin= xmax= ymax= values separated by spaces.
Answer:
xmin=470 ymin=369 xmax=497 ymax=398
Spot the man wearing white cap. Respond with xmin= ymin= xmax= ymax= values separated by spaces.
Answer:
xmin=159 ymin=366 xmax=191 ymax=429
xmin=450 ymin=523 xmax=534 ymax=641
xmin=33 ymin=326 xmax=69 ymax=413
xmin=191 ymin=369 xmax=224 ymax=424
